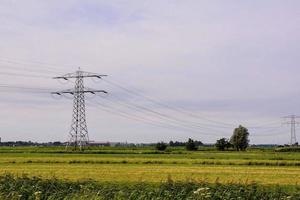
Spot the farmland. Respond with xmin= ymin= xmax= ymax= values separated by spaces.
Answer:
xmin=0 ymin=147 xmax=299 ymax=185
xmin=0 ymin=146 xmax=299 ymax=199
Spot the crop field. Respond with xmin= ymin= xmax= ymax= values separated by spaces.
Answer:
xmin=0 ymin=147 xmax=299 ymax=199
xmin=0 ymin=147 xmax=299 ymax=186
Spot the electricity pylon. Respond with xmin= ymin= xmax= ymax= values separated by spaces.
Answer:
xmin=283 ymin=115 xmax=300 ymax=145
xmin=52 ymin=69 xmax=107 ymax=150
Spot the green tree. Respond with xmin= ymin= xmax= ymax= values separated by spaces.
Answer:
xmin=185 ymin=138 xmax=198 ymax=151
xmin=230 ymin=125 xmax=250 ymax=151
xmin=215 ymin=138 xmax=231 ymax=151
xmin=155 ymin=142 xmax=167 ymax=151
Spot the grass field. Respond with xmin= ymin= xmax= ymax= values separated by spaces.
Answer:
xmin=0 ymin=147 xmax=299 ymax=186
xmin=0 ymin=147 xmax=299 ymax=199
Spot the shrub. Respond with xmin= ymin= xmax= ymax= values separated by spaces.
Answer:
xmin=275 ymin=147 xmax=300 ymax=152
xmin=185 ymin=138 xmax=198 ymax=151
xmin=155 ymin=142 xmax=168 ymax=151
xmin=215 ymin=138 xmax=231 ymax=151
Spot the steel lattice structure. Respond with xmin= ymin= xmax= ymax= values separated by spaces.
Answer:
xmin=283 ymin=115 xmax=300 ymax=145
xmin=53 ymin=69 xmax=107 ymax=150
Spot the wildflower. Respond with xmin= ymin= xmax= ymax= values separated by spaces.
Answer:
xmin=34 ymin=191 xmax=42 ymax=200
xmin=205 ymin=193 xmax=211 ymax=198
xmin=193 ymin=187 xmax=210 ymax=194
xmin=34 ymin=191 xmax=42 ymax=195
xmin=193 ymin=187 xmax=205 ymax=194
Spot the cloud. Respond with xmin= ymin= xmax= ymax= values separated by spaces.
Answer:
xmin=0 ymin=0 xmax=299 ymax=144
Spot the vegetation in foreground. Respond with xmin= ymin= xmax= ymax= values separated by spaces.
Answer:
xmin=0 ymin=174 xmax=299 ymax=200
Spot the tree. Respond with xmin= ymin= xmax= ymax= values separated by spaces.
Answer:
xmin=194 ymin=140 xmax=203 ymax=146
xmin=215 ymin=138 xmax=231 ymax=151
xmin=230 ymin=125 xmax=250 ymax=151
xmin=169 ymin=141 xmax=185 ymax=147
xmin=155 ymin=142 xmax=167 ymax=151
xmin=185 ymin=138 xmax=198 ymax=151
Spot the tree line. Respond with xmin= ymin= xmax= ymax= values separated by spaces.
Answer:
xmin=155 ymin=125 xmax=250 ymax=151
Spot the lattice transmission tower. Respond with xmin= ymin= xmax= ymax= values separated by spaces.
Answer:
xmin=283 ymin=115 xmax=300 ymax=145
xmin=52 ymin=69 xmax=107 ymax=150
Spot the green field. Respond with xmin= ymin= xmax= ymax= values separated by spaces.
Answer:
xmin=0 ymin=147 xmax=299 ymax=199
xmin=0 ymin=147 xmax=299 ymax=186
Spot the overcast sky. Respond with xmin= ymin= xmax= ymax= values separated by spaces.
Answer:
xmin=0 ymin=0 xmax=299 ymax=144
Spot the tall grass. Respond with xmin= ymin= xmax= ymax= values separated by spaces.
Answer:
xmin=0 ymin=175 xmax=299 ymax=200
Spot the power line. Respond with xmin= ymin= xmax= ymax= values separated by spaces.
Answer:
xmin=0 ymin=63 xmax=61 ymax=75
xmin=0 ymin=57 xmax=290 ymax=141
xmin=102 ymin=79 xmax=284 ymax=130
xmin=0 ymin=84 xmax=53 ymax=93
xmin=102 ymin=79 xmax=237 ymax=127
xmin=90 ymin=96 xmax=285 ymax=138
xmin=0 ymin=57 xmax=69 ymax=73
xmin=97 ymin=93 xmax=232 ymax=134
xmin=87 ymin=100 xmax=198 ymax=134
xmin=250 ymin=132 xmax=286 ymax=137
xmin=0 ymin=71 xmax=51 ymax=79
xmin=0 ymin=56 xmax=285 ymax=130
xmin=243 ymin=120 xmax=282 ymax=129
xmin=88 ymin=98 xmax=226 ymax=137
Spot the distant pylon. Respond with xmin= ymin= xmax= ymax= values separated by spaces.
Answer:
xmin=283 ymin=115 xmax=300 ymax=145
xmin=52 ymin=69 xmax=107 ymax=150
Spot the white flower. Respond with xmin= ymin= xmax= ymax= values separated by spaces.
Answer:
xmin=34 ymin=191 xmax=42 ymax=195
xmin=193 ymin=187 xmax=210 ymax=194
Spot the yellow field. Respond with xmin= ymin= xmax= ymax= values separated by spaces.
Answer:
xmin=0 ymin=149 xmax=299 ymax=185
xmin=0 ymin=163 xmax=299 ymax=185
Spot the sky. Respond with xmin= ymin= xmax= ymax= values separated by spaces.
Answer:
xmin=0 ymin=0 xmax=299 ymax=144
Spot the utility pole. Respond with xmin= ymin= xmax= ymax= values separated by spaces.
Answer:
xmin=283 ymin=115 xmax=300 ymax=145
xmin=52 ymin=69 xmax=107 ymax=150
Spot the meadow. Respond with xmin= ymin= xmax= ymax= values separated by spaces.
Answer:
xmin=0 ymin=146 xmax=299 ymax=199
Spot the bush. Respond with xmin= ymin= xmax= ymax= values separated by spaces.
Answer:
xmin=215 ymin=138 xmax=231 ymax=151
xmin=185 ymin=138 xmax=198 ymax=151
xmin=155 ymin=142 xmax=167 ymax=151
xmin=275 ymin=147 xmax=300 ymax=152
